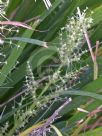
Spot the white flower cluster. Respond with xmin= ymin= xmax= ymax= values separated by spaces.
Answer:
xmin=0 ymin=0 xmax=9 ymax=16
xmin=0 ymin=122 xmax=9 ymax=136
xmin=25 ymin=61 xmax=38 ymax=100
xmin=52 ymin=70 xmax=60 ymax=81
xmin=76 ymin=7 xmax=93 ymax=29
xmin=0 ymin=0 xmax=19 ymax=68
xmin=0 ymin=38 xmax=4 ymax=45
xmin=58 ymin=8 xmax=93 ymax=65
xmin=0 ymin=0 xmax=19 ymax=41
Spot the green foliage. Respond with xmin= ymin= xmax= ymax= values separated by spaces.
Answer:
xmin=0 ymin=0 xmax=102 ymax=136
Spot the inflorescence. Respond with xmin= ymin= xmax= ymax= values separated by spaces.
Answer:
xmin=0 ymin=7 xmax=93 ymax=136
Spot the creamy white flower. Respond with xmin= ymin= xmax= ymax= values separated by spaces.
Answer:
xmin=0 ymin=38 xmax=4 ymax=45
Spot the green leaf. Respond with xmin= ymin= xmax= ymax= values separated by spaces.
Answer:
xmin=60 ymin=90 xmax=102 ymax=100
xmin=0 ymin=46 xmax=56 ymax=100
xmin=79 ymin=127 xmax=102 ymax=136
xmin=6 ymin=37 xmax=48 ymax=47
xmin=51 ymin=125 xmax=63 ymax=136
xmin=71 ymin=117 xmax=91 ymax=136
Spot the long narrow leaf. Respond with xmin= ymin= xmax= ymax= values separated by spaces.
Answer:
xmin=6 ymin=37 xmax=48 ymax=47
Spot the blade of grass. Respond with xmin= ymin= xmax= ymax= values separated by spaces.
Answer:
xmin=6 ymin=37 xmax=48 ymax=48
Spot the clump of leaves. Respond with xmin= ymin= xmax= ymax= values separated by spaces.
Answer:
xmin=0 ymin=1 xmax=101 ymax=136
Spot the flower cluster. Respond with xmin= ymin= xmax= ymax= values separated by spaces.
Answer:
xmin=25 ymin=61 xmax=38 ymax=100
xmin=0 ymin=0 xmax=20 ymax=69
xmin=0 ymin=7 xmax=93 ymax=136
xmin=58 ymin=7 xmax=93 ymax=65
xmin=0 ymin=0 xmax=9 ymax=17
xmin=0 ymin=122 xmax=9 ymax=136
xmin=0 ymin=0 xmax=19 ymax=46
xmin=76 ymin=7 xmax=93 ymax=29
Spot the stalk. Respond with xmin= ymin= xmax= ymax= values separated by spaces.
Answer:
xmin=77 ymin=7 xmax=99 ymax=80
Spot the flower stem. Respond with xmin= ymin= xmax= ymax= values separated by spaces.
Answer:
xmin=77 ymin=7 xmax=99 ymax=80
